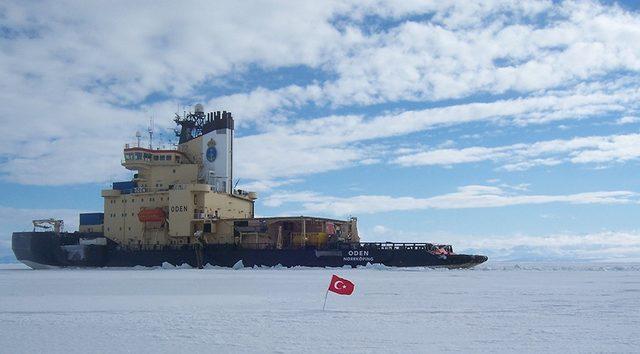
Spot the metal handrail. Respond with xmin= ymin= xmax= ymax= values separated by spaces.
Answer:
xmin=115 ymin=241 xmax=454 ymax=252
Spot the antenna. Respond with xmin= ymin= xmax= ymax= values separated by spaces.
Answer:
xmin=135 ymin=131 xmax=142 ymax=147
xmin=148 ymin=116 xmax=154 ymax=149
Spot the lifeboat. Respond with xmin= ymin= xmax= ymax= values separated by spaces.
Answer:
xmin=138 ymin=208 xmax=165 ymax=222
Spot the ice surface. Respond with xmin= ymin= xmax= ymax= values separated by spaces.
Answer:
xmin=0 ymin=263 xmax=639 ymax=353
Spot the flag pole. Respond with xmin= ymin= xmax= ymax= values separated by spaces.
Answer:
xmin=322 ymin=289 xmax=329 ymax=311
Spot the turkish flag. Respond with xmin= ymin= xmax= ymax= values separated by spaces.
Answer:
xmin=328 ymin=274 xmax=355 ymax=295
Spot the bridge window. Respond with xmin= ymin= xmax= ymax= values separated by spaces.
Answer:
xmin=135 ymin=152 xmax=142 ymax=160
xmin=160 ymin=155 xmax=166 ymax=161
xmin=153 ymin=155 xmax=159 ymax=161
xmin=166 ymin=155 xmax=172 ymax=160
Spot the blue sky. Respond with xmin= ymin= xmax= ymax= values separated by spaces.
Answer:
xmin=2 ymin=0 xmax=640 ymax=262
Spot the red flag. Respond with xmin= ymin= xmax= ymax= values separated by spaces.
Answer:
xmin=328 ymin=274 xmax=355 ymax=295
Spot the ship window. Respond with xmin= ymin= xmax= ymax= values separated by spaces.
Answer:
xmin=107 ymin=227 xmax=110 ymax=231
xmin=128 ymin=227 xmax=131 ymax=231
xmin=144 ymin=153 xmax=151 ymax=160
xmin=176 ymin=156 xmax=180 ymax=162
xmin=167 ymin=155 xmax=172 ymax=160
xmin=135 ymin=152 xmax=142 ymax=160
xmin=160 ymin=155 xmax=166 ymax=161
xmin=153 ymin=155 xmax=159 ymax=161
xmin=173 ymin=169 xmax=176 ymax=173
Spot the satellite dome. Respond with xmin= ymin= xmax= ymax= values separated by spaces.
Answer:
xmin=194 ymin=103 xmax=204 ymax=113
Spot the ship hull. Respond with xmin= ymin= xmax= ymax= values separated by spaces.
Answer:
xmin=12 ymin=232 xmax=488 ymax=269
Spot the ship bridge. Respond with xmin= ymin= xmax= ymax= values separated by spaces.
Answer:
xmin=122 ymin=146 xmax=187 ymax=170
xmin=100 ymin=104 xmax=261 ymax=248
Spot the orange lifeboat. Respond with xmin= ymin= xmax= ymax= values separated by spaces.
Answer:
xmin=138 ymin=208 xmax=165 ymax=222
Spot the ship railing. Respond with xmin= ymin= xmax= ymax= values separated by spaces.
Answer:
xmin=237 ymin=242 xmax=277 ymax=250
xmin=116 ymin=241 xmax=453 ymax=253
xmin=358 ymin=242 xmax=451 ymax=251
xmin=116 ymin=186 xmax=167 ymax=195
xmin=193 ymin=212 xmax=220 ymax=220
xmin=118 ymin=244 xmax=209 ymax=252
xmin=116 ymin=242 xmax=281 ymax=252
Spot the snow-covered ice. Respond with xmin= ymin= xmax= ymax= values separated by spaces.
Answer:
xmin=0 ymin=263 xmax=638 ymax=353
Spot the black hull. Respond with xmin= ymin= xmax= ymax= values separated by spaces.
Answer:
xmin=12 ymin=232 xmax=488 ymax=269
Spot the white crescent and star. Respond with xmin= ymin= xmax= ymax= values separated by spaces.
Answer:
xmin=334 ymin=280 xmax=346 ymax=289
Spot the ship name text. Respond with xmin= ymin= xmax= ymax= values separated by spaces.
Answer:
xmin=170 ymin=205 xmax=189 ymax=213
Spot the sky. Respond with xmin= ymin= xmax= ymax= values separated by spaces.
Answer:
xmin=2 ymin=0 xmax=640 ymax=262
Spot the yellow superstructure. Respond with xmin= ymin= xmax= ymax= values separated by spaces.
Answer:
xmin=99 ymin=105 xmax=359 ymax=249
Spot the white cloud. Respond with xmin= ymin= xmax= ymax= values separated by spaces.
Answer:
xmin=461 ymin=231 xmax=640 ymax=261
xmin=395 ymin=146 xmax=511 ymax=167
xmin=394 ymin=133 xmax=640 ymax=170
xmin=206 ymin=1 xmax=640 ymax=112
xmin=2 ymin=1 xmax=640 ymax=186
xmin=263 ymin=185 xmax=638 ymax=216
xmin=231 ymin=82 xmax=640 ymax=183
xmin=372 ymin=225 xmax=390 ymax=235
xmin=616 ymin=116 xmax=640 ymax=125
xmin=235 ymin=140 xmax=370 ymax=181
xmin=0 ymin=1 xmax=352 ymax=185
xmin=236 ymin=179 xmax=302 ymax=193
